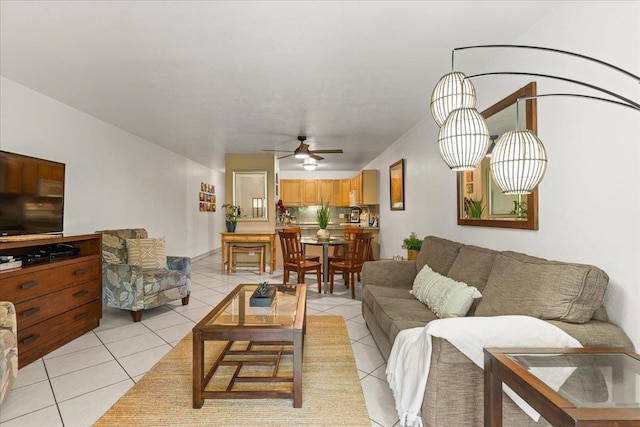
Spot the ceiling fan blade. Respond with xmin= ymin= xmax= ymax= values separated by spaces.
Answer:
xmin=310 ymin=149 xmax=344 ymax=154
xmin=310 ymin=153 xmax=324 ymax=161
xmin=262 ymin=149 xmax=294 ymax=153
xmin=277 ymin=153 xmax=294 ymax=160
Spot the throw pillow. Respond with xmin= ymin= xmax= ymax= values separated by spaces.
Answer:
xmin=410 ymin=265 xmax=482 ymax=318
xmin=126 ymin=238 xmax=168 ymax=270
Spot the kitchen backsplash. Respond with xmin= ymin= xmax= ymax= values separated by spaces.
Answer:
xmin=286 ymin=205 xmax=379 ymax=226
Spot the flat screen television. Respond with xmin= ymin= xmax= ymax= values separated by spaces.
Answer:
xmin=0 ymin=150 xmax=65 ymax=237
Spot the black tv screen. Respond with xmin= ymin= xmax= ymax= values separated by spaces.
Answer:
xmin=0 ymin=150 xmax=65 ymax=236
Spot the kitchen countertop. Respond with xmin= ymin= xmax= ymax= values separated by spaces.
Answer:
xmin=275 ymin=223 xmax=379 ymax=231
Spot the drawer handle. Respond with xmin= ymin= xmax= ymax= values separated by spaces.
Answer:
xmin=74 ymin=268 xmax=89 ymax=275
xmin=73 ymin=290 xmax=89 ymax=298
xmin=20 ymin=280 xmax=40 ymax=289
xmin=22 ymin=307 xmax=41 ymax=317
xmin=22 ymin=334 xmax=40 ymax=345
xmin=76 ymin=312 xmax=89 ymax=320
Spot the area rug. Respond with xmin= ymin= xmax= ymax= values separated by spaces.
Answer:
xmin=93 ymin=316 xmax=370 ymax=426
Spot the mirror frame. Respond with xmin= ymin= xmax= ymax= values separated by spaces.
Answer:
xmin=456 ymin=82 xmax=539 ymax=230
xmin=232 ymin=171 xmax=269 ymax=222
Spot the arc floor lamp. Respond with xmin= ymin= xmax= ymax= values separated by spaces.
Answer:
xmin=430 ymin=44 xmax=640 ymax=195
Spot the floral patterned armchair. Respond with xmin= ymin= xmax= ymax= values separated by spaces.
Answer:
xmin=96 ymin=228 xmax=190 ymax=322
xmin=0 ymin=301 xmax=17 ymax=404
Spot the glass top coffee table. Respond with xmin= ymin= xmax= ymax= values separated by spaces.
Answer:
xmin=192 ymin=284 xmax=306 ymax=408
xmin=484 ymin=347 xmax=640 ymax=426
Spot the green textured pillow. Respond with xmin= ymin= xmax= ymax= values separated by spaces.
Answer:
xmin=126 ymin=238 xmax=168 ymax=270
xmin=411 ymin=265 xmax=482 ymax=318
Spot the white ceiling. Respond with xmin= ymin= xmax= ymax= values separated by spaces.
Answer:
xmin=0 ymin=1 xmax=557 ymax=171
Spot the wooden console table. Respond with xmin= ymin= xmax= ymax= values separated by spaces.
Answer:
xmin=220 ymin=232 xmax=276 ymax=274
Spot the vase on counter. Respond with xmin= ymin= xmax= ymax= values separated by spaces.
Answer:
xmin=316 ymin=228 xmax=330 ymax=241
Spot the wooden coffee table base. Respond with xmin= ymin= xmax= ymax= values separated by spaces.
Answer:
xmin=193 ymin=339 xmax=303 ymax=408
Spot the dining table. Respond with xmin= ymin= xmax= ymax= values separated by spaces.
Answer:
xmin=300 ymin=236 xmax=348 ymax=294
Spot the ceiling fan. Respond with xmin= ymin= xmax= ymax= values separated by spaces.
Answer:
xmin=263 ymin=136 xmax=344 ymax=160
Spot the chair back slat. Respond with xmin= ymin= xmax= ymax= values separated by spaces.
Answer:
xmin=333 ymin=226 xmax=364 ymax=258
xmin=350 ymin=232 xmax=373 ymax=267
xmin=279 ymin=230 xmax=303 ymax=264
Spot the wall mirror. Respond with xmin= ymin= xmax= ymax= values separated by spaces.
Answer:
xmin=457 ymin=82 xmax=539 ymax=230
xmin=233 ymin=171 xmax=268 ymax=221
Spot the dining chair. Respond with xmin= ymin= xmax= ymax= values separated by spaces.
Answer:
xmin=328 ymin=226 xmax=363 ymax=263
xmin=329 ymin=232 xmax=373 ymax=299
xmin=278 ymin=230 xmax=323 ymax=291
xmin=283 ymin=226 xmax=321 ymax=262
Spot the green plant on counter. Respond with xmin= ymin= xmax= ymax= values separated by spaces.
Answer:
xmin=315 ymin=201 xmax=330 ymax=229
xmin=402 ymin=232 xmax=422 ymax=250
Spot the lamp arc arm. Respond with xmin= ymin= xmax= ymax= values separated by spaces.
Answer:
xmin=453 ymin=44 xmax=640 ymax=81
xmin=516 ymin=93 xmax=640 ymax=112
xmin=466 ymin=71 xmax=640 ymax=111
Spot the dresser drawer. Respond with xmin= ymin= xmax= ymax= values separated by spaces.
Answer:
xmin=2 ymin=257 xmax=100 ymax=303
xmin=14 ymin=280 xmax=101 ymax=329
xmin=18 ymin=299 xmax=102 ymax=367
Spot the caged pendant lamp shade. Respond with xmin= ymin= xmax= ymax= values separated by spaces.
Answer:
xmin=430 ymin=72 xmax=477 ymax=127
xmin=490 ymin=130 xmax=547 ymax=194
xmin=438 ymin=107 xmax=489 ymax=170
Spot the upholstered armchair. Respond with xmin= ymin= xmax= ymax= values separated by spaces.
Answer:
xmin=0 ymin=301 xmax=17 ymax=404
xmin=96 ymin=228 xmax=190 ymax=322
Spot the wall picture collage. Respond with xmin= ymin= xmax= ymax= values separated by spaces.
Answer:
xmin=199 ymin=182 xmax=216 ymax=212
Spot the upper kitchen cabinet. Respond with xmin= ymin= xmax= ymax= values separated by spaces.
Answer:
xmin=351 ymin=170 xmax=378 ymax=205
xmin=302 ymin=180 xmax=319 ymax=205
xmin=280 ymin=179 xmax=303 ymax=206
xmin=318 ymin=180 xmax=334 ymax=205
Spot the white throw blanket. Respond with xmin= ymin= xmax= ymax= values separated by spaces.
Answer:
xmin=386 ymin=315 xmax=582 ymax=427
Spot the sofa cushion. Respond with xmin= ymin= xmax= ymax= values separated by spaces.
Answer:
xmin=373 ymin=296 xmax=437 ymax=337
xmin=475 ymin=251 xmax=608 ymax=323
xmin=411 ymin=265 xmax=481 ymax=318
xmin=416 ymin=236 xmax=462 ymax=276
xmin=126 ymin=238 xmax=169 ymax=270
xmin=447 ymin=245 xmax=498 ymax=316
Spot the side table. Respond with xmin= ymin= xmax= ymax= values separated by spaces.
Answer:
xmin=484 ymin=347 xmax=640 ymax=426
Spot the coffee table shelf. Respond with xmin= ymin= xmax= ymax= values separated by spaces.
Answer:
xmin=192 ymin=284 xmax=306 ymax=408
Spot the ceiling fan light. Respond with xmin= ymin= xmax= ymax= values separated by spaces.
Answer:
xmin=430 ymin=71 xmax=477 ymax=127
xmin=294 ymin=146 xmax=309 ymax=159
xmin=302 ymin=160 xmax=318 ymax=171
xmin=490 ymin=130 xmax=547 ymax=194
xmin=437 ymin=107 xmax=489 ymax=171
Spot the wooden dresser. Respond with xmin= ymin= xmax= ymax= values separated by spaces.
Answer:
xmin=0 ymin=234 xmax=102 ymax=368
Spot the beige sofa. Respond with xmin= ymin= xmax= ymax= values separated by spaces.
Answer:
xmin=361 ymin=236 xmax=634 ymax=427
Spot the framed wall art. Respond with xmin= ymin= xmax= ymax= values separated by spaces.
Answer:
xmin=389 ymin=159 xmax=405 ymax=211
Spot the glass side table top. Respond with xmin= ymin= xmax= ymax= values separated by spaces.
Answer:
xmin=507 ymin=352 xmax=640 ymax=409
xmin=203 ymin=284 xmax=303 ymax=328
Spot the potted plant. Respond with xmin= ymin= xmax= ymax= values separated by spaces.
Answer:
xmin=464 ymin=197 xmax=485 ymax=219
xmin=402 ymin=232 xmax=422 ymax=260
xmin=222 ymin=203 xmax=240 ymax=232
xmin=315 ymin=201 xmax=331 ymax=240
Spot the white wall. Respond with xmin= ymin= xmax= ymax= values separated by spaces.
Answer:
xmin=0 ymin=77 xmax=224 ymax=258
xmin=366 ymin=2 xmax=640 ymax=349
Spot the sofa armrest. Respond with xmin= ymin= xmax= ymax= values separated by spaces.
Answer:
xmin=167 ymin=256 xmax=191 ymax=276
xmin=547 ymin=319 xmax=635 ymax=351
xmin=362 ymin=260 xmax=417 ymax=289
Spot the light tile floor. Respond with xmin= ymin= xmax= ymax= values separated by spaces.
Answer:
xmin=1 ymin=253 xmax=400 ymax=427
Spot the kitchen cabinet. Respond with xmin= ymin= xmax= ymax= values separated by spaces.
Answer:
xmin=318 ymin=180 xmax=334 ymax=205
xmin=339 ymin=179 xmax=351 ymax=206
xmin=302 ymin=180 xmax=319 ymax=205
xmin=351 ymin=170 xmax=378 ymax=205
xmin=280 ymin=179 xmax=303 ymax=206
